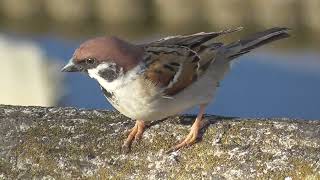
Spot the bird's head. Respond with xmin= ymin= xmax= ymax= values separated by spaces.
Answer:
xmin=61 ymin=36 xmax=144 ymax=82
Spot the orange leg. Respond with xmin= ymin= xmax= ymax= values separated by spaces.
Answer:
xmin=168 ymin=104 xmax=207 ymax=153
xmin=122 ymin=120 xmax=145 ymax=151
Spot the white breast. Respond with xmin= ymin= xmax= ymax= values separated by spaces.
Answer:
xmin=88 ymin=63 xmax=161 ymax=120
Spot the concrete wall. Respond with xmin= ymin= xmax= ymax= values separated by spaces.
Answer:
xmin=1 ymin=105 xmax=319 ymax=179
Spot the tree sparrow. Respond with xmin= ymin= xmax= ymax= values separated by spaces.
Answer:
xmin=62 ymin=27 xmax=290 ymax=152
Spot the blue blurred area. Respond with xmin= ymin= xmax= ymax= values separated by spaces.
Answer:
xmin=211 ymin=56 xmax=320 ymax=120
xmin=35 ymin=36 xmax=320 ymax=120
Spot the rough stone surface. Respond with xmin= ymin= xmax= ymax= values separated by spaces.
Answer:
xmin=0 ymin=105 xmax=319 ymax=179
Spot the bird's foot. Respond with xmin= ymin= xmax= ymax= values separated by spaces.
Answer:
xmin=122 ymin=120 xmax=145 ymax=153
xmin=167 ymin=120 xmax=203 ymax=153
xmin=167 ymin=104 xmax=207 ymax=153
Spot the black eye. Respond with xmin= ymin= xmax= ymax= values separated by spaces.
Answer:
xmin=85 ymin=58 xmax=95 ymax=64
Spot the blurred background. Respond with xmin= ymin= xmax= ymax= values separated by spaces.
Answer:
xmin=0 ymin=0 xmax=319 ymax=119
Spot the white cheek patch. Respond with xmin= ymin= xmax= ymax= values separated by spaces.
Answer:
xmin=87 ymin=68 xmax=99 ymax=79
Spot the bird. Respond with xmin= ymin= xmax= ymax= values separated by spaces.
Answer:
xmin=61 ymin=27 xmax=290 ymax=152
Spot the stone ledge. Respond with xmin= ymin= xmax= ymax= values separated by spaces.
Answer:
xmin=0 ymin=105 xmax=319 ymax=179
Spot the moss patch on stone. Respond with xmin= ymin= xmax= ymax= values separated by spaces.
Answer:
xmin=0 ymin=105 xmax=319 ymax=179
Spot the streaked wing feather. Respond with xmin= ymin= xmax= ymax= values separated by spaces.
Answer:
xmin=142 ymin=27 xmax=243 ymax=96
xmin=145 ymin=27 xmax=243 ymax=50
xmin=143 ymin=45 xmax=200 ymax=96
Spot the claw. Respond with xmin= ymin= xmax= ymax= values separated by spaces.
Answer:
xmin=167 ymin=120 xmax=202 ymax=153
xmin=167 ymin=104 xmax=207 ymax=153
xmin=122 ymin=120 xmax=145 ymax=152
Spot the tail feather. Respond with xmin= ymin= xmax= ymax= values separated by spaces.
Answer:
xmin=225 ymin=27 xmax=290 ymax=60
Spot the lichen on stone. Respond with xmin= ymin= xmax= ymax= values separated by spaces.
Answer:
xmin=0 ymin=105 xmax=319 ymax=179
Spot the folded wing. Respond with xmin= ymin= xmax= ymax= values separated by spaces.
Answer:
xmin=142 ymin=27 xmax=243 ymax=96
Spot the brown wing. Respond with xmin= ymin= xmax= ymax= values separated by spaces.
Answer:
xmin=143 ymin=45 xmax=202 ymax=96
xmin=142 ymin=28 xmax=243 ymax=96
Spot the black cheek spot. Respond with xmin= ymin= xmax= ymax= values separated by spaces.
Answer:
xmin=98 ymin=69 xmax=118 ymax=82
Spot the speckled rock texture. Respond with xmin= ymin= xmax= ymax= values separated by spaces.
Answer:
xmin=0 ymin=105 xmax=319 ymax=179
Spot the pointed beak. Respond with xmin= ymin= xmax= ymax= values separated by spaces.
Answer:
xmin=61 ymin=59 xmax=79 ymax=72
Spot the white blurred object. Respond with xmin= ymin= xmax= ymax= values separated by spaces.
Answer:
xmin=0 ymin=35 xmax=62 ymax=106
